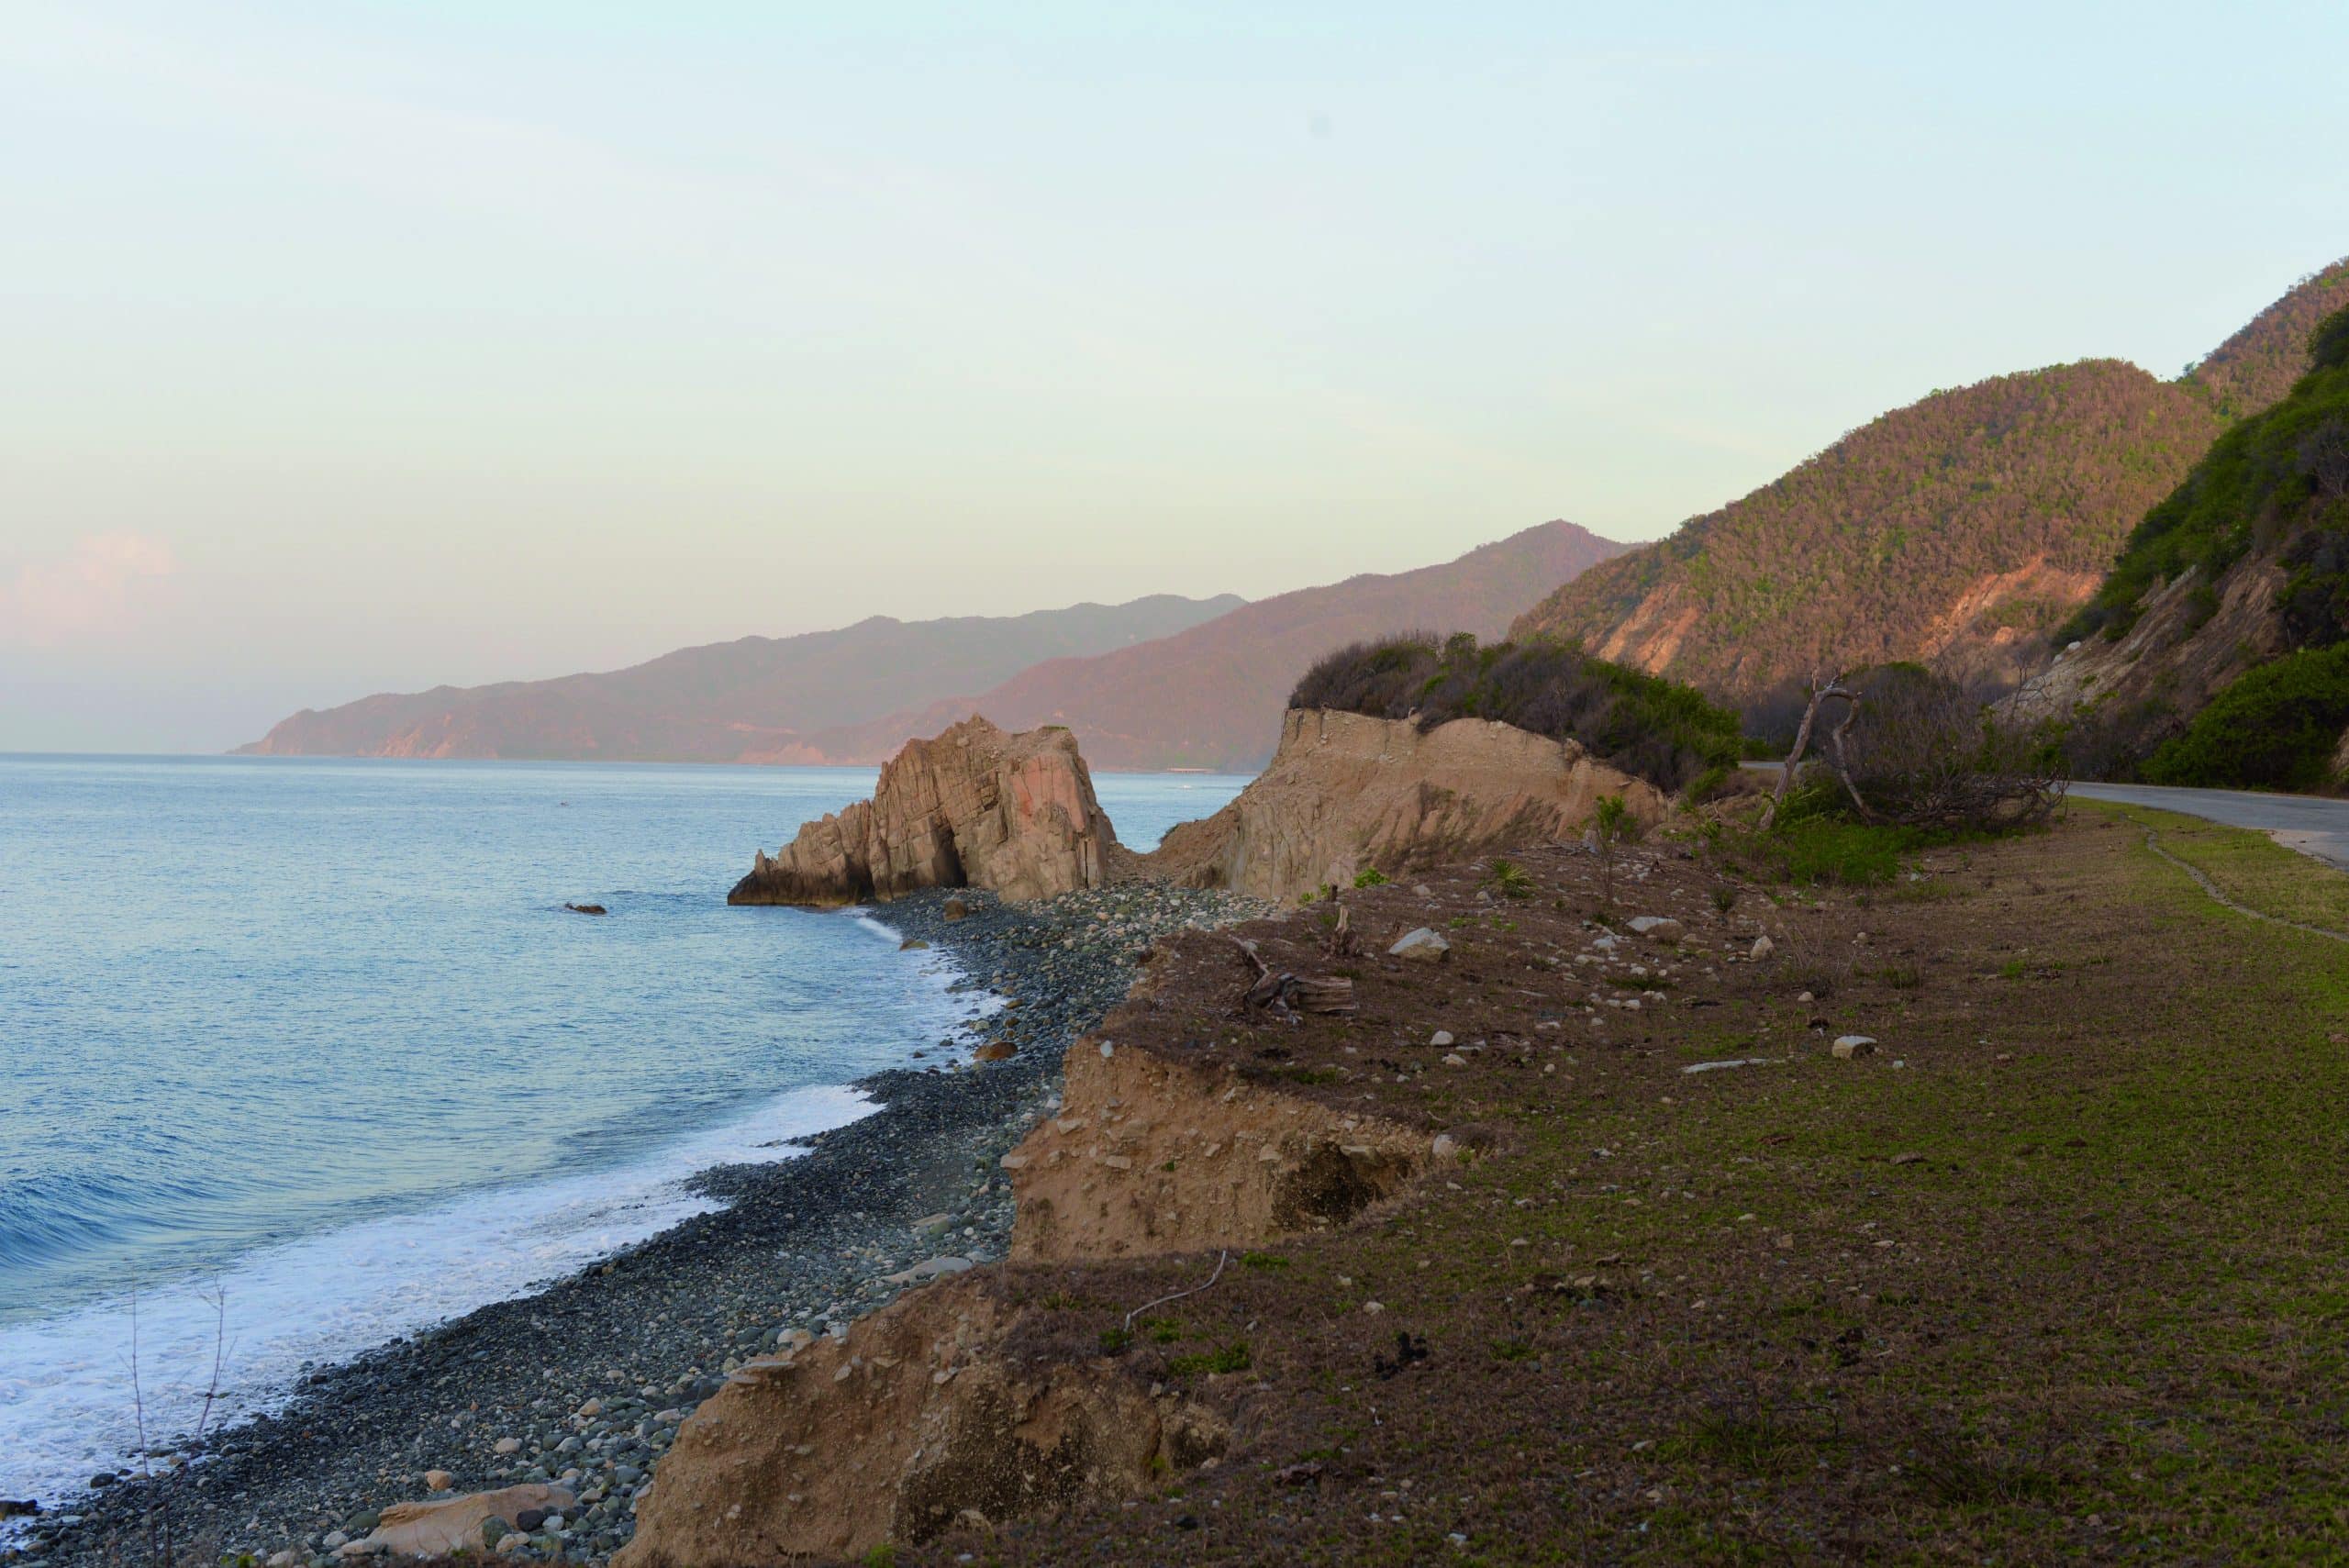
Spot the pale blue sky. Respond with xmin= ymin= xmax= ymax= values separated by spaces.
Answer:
xmin=3 ymin=1 xmax=2344 ymax=751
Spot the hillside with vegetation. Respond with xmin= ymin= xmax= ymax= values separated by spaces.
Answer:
xmin=2013 ymin=300 xmax=2349 ymax=786
xmin=2183 ymin=258 xmax=2349 ymax=418
xmin=1510 ymin=261 xmax=2349 ymax=733
xmin=1289 ymin=632 xmax=1742 ymax=795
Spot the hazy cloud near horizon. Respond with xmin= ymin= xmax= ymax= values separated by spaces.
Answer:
xmin=3 ymin=1 xmax=2345 ymax=751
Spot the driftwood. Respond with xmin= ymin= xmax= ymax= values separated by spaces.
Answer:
xmin=1235 ymin=938 xmax=1357 ymax=1021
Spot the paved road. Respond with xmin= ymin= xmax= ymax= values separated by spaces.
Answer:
xmin=2065 ymin=783 xmax=2349 ymax=874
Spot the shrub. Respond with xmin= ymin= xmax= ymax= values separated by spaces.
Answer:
xmin=1289 ymin=633 xmax=1743 ymax=794
xmin=1351 ymin=867 xmax=1388 ymax=889
xmin=2142 ymin=645 xmax=2349 ymax=790
xmin=1486 ymin=859 xmax=1535 ymax=899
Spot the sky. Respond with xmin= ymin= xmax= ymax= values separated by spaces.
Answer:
xmin=3 ymin=2 xmax=2345 ymax=752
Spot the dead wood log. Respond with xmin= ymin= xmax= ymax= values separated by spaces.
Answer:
xmin=1234 ymin=937 xmax=1358 ymax=1020
xmin=1762 ymin=673 xmax=1862 ymax=828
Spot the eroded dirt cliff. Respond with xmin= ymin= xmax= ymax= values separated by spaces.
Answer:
xmin=612 ymin=1277 xmax=1225 ymax=1566
xmin=1146 ymin=707 xmax=1667 ymax=903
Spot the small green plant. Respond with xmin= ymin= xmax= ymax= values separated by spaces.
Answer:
xmin=1490 ymin=1339 xmax=1535 ymax=1362
xmin=1352 ymin=867 xmax=1389 ymax=889
xmin=1486 ymin=859 xmax=1535 ymax=899
xmin=1710 ymin=884 xmax=1738 ymax=917
xmin=862 ymin=1547 xmax=898 ymax=1568
xmin=1141 ymin=1315 xmax=1184 ymax=1343
xmin=1098 ymin=1327 xmax=1132 ymax=1354
xmin=1593 ymin=794 xmax=1634 ymax=906
xmin=1241 ymin=1251 xmax=1290 ymax=1269
xmin=1166 ymin=1341 xmax=1252 ymax=1377
xmin=1878 ymin=963 xmax=1922 ymax=989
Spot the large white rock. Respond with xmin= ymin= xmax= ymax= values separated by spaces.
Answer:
xmin=354 ymin=1485 xmax=577 ymax=1558
xmin=1388 ymin=928 xmax=1451 ymax=962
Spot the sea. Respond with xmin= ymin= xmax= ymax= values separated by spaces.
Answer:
xmin=0 ymin=755 xmax=1249 ymax=1512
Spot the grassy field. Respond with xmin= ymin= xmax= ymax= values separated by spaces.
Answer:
xmin=2084 ymin=799 xmax=2349 ymax=936
xmin=949 ymin=807 xmax=2349 ymax=1564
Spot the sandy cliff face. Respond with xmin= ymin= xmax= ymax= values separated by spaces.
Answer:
xmin=612 ymin=1278 xmax=1225 ymax=1566
xmin=1146 ymin=708 xmax=1667 ymax=903
xmin=1007 ymin=1033 xmax=1424 ymax=1263
xmin=728 ymin=718 xmax=1135 ymax=906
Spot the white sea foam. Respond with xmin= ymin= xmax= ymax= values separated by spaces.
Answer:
xmin=0 ymin=922 xmax=996 ymax=1519
xmin=0 ymin=1079 xmax=882 ymax=1513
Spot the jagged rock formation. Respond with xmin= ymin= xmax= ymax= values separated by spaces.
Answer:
xmin=1144 ymin=708 xmax=1667 ymax=903
xmin=611 ymin=1277 xmax=1226 ymax=1566
xmin=1007 ymin=1035 xmax=1425 ymax=1262
xmin=728 ymin=718 xmax=1134 ymax=906
xmin=2003 ymin=555 xmax=2290 ymax=759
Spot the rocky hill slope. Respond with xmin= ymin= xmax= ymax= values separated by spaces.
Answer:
xmin=1509 ymin=261 xmax=2349 ymax=728
xmin=235 ymin=594 xmax=1242 ymax=762
xmin=799 ymin=521 xmax=1627 ymax=771
xmin=2009 ymin=299 xmax=2349 ymax=784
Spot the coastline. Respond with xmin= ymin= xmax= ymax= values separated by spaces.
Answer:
xmin=12 ymin=879 xmax=1266 ymax=1568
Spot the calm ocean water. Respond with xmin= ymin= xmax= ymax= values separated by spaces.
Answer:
xmin=0 ymin=755 xmax=1246 ymax=1508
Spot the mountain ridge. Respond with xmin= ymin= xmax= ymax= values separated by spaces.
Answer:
xmin=237 ymin=594 xmax=1245 ymax=762
xmin=779 ymin=520 xmax=1629 ymax=772
xmin=1508 ymin=259 xmax=2349 ymax=728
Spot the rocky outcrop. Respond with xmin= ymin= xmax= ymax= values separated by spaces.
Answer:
xmin=1145 ymin=708 xmax=1668 ymax=903
xmin=610 ymin=1278 xmax=1224 ymax=1566
xmin=729 ymin=718 xmax=1136 ymax=906
xmin=2001 ymin=556 xmax=2290 ymax=760
xmin=1007 ymin=1034 xmax=1425 ymax=1262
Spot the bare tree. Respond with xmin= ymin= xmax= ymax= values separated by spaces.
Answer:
xmin=1762 ymin=674 xmax=1860 ymax=828
xmin=1765 ymin=667 xmax=2065 ymax=833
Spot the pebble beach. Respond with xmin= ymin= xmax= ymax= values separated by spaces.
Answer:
xmin=11 ymin=879 xmax=1268 ymax=1568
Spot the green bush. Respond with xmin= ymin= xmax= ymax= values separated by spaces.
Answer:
xmin=2142 ymin=645 xmax=2349 ymax=790
xmin=1290 ymin=633 xmax=1744 ymax=794
xmin=1726 ymin=783 xmax=1957 ymax=885
xmin=1350 ymin=867 xmax=1388 ymax=889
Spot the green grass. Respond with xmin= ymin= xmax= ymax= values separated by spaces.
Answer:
xmin=1164 ymin=1341 xmax=1252 ymax=1377
xmin=2090 ymin=801 xmax=2349 ymax=933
